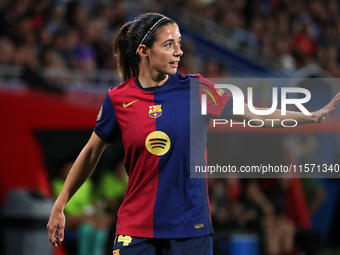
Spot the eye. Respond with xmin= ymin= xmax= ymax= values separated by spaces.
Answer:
xmin=165 ymin=42 xmax=172 ymax=47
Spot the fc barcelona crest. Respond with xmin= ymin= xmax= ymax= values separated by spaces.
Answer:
xmin=149 ymin=105 xmax=162 ymax=118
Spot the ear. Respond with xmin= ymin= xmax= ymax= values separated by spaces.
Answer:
xmin=136 ymin=45 xmax=148 ymax=58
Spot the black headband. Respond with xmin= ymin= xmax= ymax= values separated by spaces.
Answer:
xmin=135 ymin=17 xmax=168 ymax=54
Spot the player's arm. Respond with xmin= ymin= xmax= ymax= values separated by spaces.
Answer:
xmin=231 ymin=92 xmax=340 ymax=128
xmin=47 ymin=131 xmax=109 ymax=247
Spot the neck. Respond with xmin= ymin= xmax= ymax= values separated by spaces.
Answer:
xmin=138 ymin=67 xmax=169 ymax=88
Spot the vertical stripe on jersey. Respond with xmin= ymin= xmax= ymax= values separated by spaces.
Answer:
xmin=115 ymin=87 xmax=159 ymax=238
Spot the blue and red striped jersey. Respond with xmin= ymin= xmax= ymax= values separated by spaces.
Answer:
xmin=94 ymin=72 xmax=232 ymax=238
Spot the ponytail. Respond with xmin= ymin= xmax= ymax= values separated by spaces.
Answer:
xmin=113 ymin=22 xmax=139 ymax=82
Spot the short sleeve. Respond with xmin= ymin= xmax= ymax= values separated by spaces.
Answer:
xmin=197 ymin=75 xmax=233 ymax=119
xmin=94 ymin=93 xmax=120 ymax=143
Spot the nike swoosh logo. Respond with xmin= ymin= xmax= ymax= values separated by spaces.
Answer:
xmin=123 ymin=100 xmax=138 ymax=108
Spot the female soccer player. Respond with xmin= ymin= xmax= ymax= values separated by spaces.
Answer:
xmin=47 ymin=12 xmax=340 ymax=255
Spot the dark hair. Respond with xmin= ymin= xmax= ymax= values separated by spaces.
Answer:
xmin=113 ymin=13 xmax=175 ymax=81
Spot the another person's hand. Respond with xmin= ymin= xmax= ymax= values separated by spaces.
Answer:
xmin=47 ymin=208 xmax=65 ymax=248
xmin=313 ymin=92 xmax=340 ymax=124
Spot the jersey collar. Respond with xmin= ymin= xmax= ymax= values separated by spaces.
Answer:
xmin=135 ymin=74 xmax=174 ymax=91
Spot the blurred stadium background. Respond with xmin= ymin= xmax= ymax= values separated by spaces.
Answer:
xmin=1 ymin=0 xmax=340 ymax=255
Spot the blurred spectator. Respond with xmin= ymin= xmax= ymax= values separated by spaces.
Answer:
xmin=201 ymin=58 xmax=228 ymax=78
xmin=236 ymin=180 xmax=295 ymax=255
xmin=65 ymin=2 xmax=87 ymax=31
xmin=293 ymin=134 xmax=326 ymax=215
xmin=29 ymin=0 xmax=49 ymax=32
xmin=45 ymin=3 xmax=67 ymax=34
xmin=85 ymin=18 xmax=111 ymax=69
xmin=263 ymin=178 xmax=322 ymax=255
xmin=52 ymin=29 xmax=79 ymax=68
xmin=40 ymin=47 xmax=66 ymax=68
xmin=36 ymin=26 xmax=54 ymax=53
xmin=293 ymin=23 xmax=317 ymax=58
xmin=275 ymin=34 xmax=296 ymax=73
xmin=0 ymin=38 xmax=15 ymax=65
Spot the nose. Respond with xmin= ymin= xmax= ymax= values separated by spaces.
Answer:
xmin=174 ymin=43 xmax=183 ymax=57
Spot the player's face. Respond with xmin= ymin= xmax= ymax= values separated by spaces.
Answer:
xmin=148 ymin=23 xmax=183 ymax=75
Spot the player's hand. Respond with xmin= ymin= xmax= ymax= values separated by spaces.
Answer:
xmin=313 ymin=92 xmax=340 ymax=124
xmin=46 ymin=208 xmax=65 ymax=248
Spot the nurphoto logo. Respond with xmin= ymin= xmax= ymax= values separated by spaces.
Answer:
xmin=201 ymin=85 xmax=311 ymax=128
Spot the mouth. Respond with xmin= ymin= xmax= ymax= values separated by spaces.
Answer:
xmin=169 ymin=61 xmax=179 ymax=67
